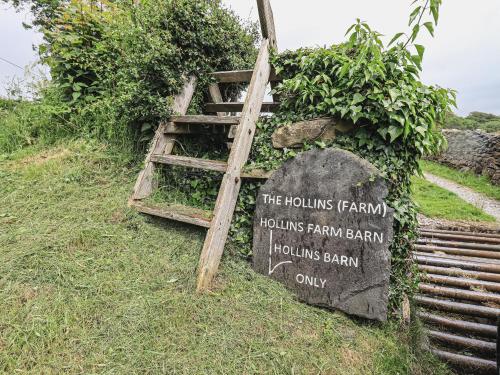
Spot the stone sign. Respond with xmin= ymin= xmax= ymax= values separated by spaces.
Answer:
xmin=252 ymin=148 xmax=394 ymax=321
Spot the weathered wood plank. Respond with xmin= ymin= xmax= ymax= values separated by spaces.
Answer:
xmin=132 ymin=201 xmax=212 ymax=228
xmin=170 ymin=115 xmax=240 ymax=125
xmin=197 ymin=40 xmax=272 ymax=291
xmin=130 ymin=77 xmax=197 ymax=201
xmin=208 ymin=83 xmax=227 ymax=117
xmin=206 ymin=102 xmax=279 ymax=113
xmin=256 ymin=0 xmax=277 ymax=49
xmin=163 ymin=123 xmax=229 ymax=136
xmin=150 ymin=155 xmax=228 ymax=173
xmin=210 ymin=70 xmax=281 ymax=83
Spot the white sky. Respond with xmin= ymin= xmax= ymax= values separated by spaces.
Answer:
xmin=1 ymin=1 xmax=499 ymax=115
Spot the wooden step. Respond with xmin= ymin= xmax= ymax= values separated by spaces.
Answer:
xmin=151 ymin=155 xmax=228 ymax=173
xmin=163 ymin=123 xmax=229 ymax=136
xmin=150 ymin=154 xmax=273 ymax=179
xmin=206 ymin=102 xmax=279 ymax=113
xmin=132 ymin=201 xmax=212 ymax=228
xmin=170 ymin=115 xmax=241 ymax=125
xmin=210 ymin=69 xmax=281 ymax=83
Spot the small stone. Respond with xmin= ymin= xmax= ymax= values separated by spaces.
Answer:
xmin=271 ymin=117 xmax=354 ymax=149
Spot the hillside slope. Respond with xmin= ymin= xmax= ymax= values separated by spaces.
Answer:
xmin=0 ymin=141 xmax=450 ymax=374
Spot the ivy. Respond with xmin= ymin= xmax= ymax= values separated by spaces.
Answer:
xmin=12 ymin=0 xmax=455 ymax=317
xmin=227 ymin=4 xmax=455 ymax=316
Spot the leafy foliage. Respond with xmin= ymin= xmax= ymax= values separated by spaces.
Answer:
xmin=3 ymin=0 xmax=456 ymax=316
xmin=1 ymin=0 xmax=259 ymax=152
xmin=230 ymin=2 xmax=455 ymax=314
xmin=42 ymin=0 xmax=258 ymax=145
xmin=445 ymin=111 xmax=500 ymax=133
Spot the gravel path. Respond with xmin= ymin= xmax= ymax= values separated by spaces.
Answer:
xmin=424 ymin=172 xmax=500 ymax=222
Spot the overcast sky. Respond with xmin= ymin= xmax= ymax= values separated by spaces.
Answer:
xmin=1 ymin=1 xmax=499 ymax=115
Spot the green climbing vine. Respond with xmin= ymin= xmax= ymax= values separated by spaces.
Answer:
xmin=145 ymin=0 xmax=454 ymax=317
xmin=229 ymin=0 xmax=454 ymax=315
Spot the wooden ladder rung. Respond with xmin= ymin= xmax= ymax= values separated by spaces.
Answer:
xmin=164 ymin=123 xmax=229 ymax=136
xmin=151 ymin=155 xmax=228 ymax=173
xmin=210 ymin=69 xmax=281 ymax=83
xmin=206 ymin=102 xmax=279 ymax=113
xmin=150 ymin=154 xmax=273 ymax=179
xmin=132 ymin=201 xmax=212 ymax=228
xmin=170 ymin=115 xmax=240 ymax=125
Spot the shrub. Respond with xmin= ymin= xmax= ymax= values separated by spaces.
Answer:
xmin=38 ymin=0 xmax=259 ymax=147
xmin=2 ymin=0 xmax=259 ymax=151
xmin=444 ymin=111 xmax=500 ymax=133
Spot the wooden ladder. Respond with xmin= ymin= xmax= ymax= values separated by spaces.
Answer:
xmin=129 ymin=0 xmax=279 ymax=291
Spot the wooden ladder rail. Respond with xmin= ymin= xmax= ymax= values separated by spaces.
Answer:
xmin=130 ymin=77 xmax=197 ymax=202
xmin=196 ymin=0 xmax=278 ymax=291
xmin=196 ymin=39 xmax=272 ymax=291
xmin=130 ymin=0 xmax=278 ymax=291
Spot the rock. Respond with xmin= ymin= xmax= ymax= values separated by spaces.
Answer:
xmin=271 ymin=117 xmax=354 ymax=149
xmin=252 ymin=148 xmax=394 ymax=322
xmin=430 ymin=129 xmax=500 ymax=185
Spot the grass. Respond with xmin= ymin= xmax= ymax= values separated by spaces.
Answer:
xmin=411 ymin=176 xmax=496 ymax=222
xmin=421 ymin=160 xmax=500 ymax=201
xmin=0 ymin=140 xmax=451 ymax=374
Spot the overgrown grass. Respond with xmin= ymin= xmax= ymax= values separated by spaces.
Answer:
xmin=421 ymin=160 xmax=500 ymax=201
xmin=0 ymin=141 xmax=450 ymax=374
xmin=411 ymin=176 xmax=496 ymax=222
xmin=0 ymin=94 xmax=72 ymax=154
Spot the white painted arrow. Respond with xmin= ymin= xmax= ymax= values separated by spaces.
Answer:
xmin=268 ymin=230 xmax=292 ymax=275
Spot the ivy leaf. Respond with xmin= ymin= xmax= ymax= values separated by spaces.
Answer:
xmin=141 ymin=123 xmax=152 ymax=132
xmin=410 ymin=54 xmax=422 ymax=70
xmin=351 ymin=93 xmax=365 ymax=105
xmin=430 ymin=5 xmax=439 ymax=25
xmin=388 ymin=126 xmax=404 ymax=143
xmin=411 ymin=24 xmax=420 ymax=42
xmin=388 ymin=88 xmax=400 ymax=102
xmin=423 ymin=22 xmax=434 ymax=37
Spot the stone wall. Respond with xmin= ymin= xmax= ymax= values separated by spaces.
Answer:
xmin=431 ymin=129 xmax=500 ymax=185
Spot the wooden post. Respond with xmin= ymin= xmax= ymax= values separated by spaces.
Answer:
xmin=208 ymin=83 xmax=227 ymax=117
xmin=130 ymin=76 xmax=197 ymax=201
xmin=256 ymin=0 xmax=278 ymax=50
xmin=257 ymin=0 xmax=279 ymax=102
xmin=196 ymin=40 xmax=272 ymax=291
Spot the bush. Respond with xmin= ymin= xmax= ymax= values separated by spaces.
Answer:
xmin=1 ymin=0 xmax=259 ymax=152
xmin=444 ymin=111 xmax=500 ymax=133
xmin=229 ymin=19 xmax=454 ymax=314
xmin=39 ymin=0 xmax=259 ymax=147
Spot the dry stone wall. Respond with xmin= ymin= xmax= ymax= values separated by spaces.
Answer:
xmin=431 ymin=129 xmax=500 ymax=185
